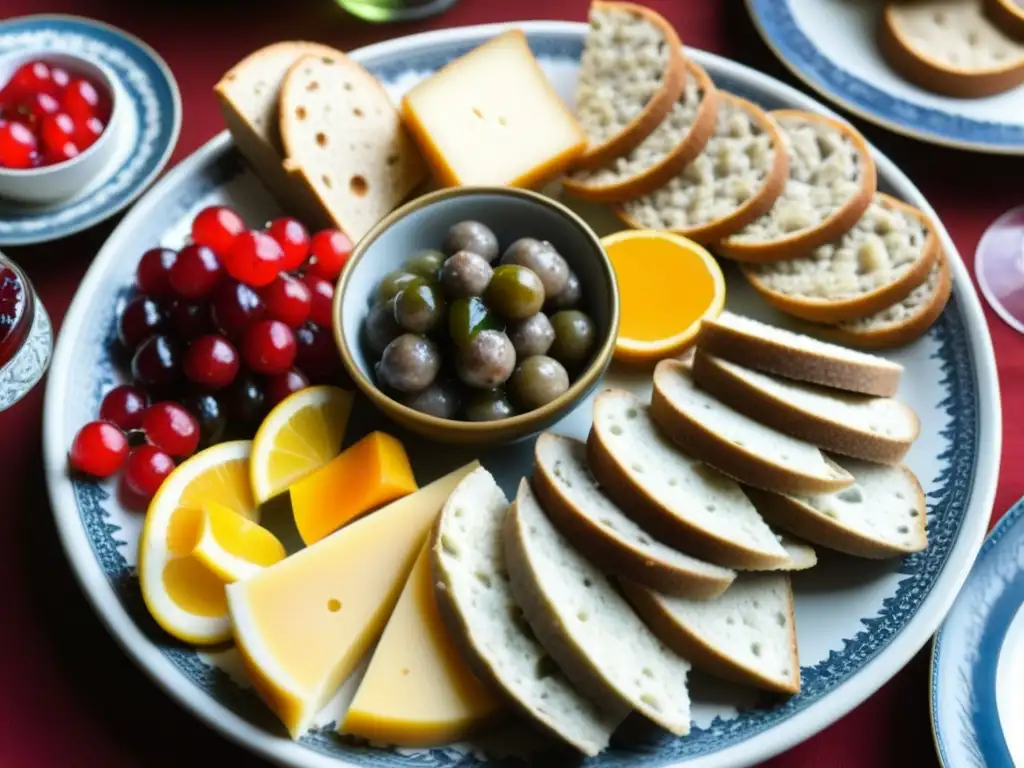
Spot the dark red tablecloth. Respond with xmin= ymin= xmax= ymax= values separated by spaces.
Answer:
xmin=1 ymin=1 xmax=1016 ymax=765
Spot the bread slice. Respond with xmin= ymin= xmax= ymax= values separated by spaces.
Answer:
xmin=985 ymin=0 xmax=1024 ymax=39
xmin=504 ymin=480 xmax=692 ymax=736
xmin=588 ymin=389 xmax=791 ymax=570
xmin=278 ymin=53 xmax=427 ymax=243
xmin=692 ymin=351 xmax=920 ymax=464
xmin=573 ymin=1 xmax=687 ymax=169
xmin=879 ymin=0 xmax=1024 ymax=98
xmin=614 ymin=92 xmax=789 ymax=244
xmin=562 ymin=60 xmax=718 ymax=203
xmin=717 ymin=110 xmax=877 ymax=263
xmin=743 ymin=460 xmax=928 ymax=558
xmin=430 ymin=467 xmax=624 ymax=755
xmin=697 ymin=310 xmax=904 ymax=397
xmin=763 ymin=535 xmax=818 ymax=572
xmin=533 ymin=433 xmax=736 ymax=599
xmin=819 ymin=250 xmax=952 ymax=350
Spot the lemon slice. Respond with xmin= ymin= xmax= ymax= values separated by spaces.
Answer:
xmin=138 ymin=440 xmax=256 ymax=645
xmin=192 ymin=501 xmax=286 ymax=583
xmin=250 ymin=386 xmax=354 ymax=505
xmin=602 ymin=230 xmax=726 ymax=364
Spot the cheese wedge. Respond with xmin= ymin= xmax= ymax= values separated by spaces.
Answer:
xmin=226 ymin=461 xmax=479 ymax=739
xmin=341 ymin=542 xmax=502 ymax=746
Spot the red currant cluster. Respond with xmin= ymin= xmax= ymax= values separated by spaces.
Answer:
xmin=0 ymin=59 xmax=109 ymax=169
xmin=67 ymin=204 xmax=353 ymax=508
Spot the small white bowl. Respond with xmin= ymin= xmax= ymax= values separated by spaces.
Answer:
xmin=0 ymin=49 xmax=122 ymax=205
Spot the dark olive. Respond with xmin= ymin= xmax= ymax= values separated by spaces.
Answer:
xmin=181 ymin=393 xmax=227 ymax=449
xmin=402 ymin=381 xmax=460 ymax=419
xmin=549 ymin=310 xmax=597 ymax=370
xmin=456 ymin=329 xmax=516 ymax=389
xmin=545 ymin=269 xmax=582 ymax=311
xmin=377 ymin=334 xmax=441 ymax=393
xmin=377 ymin=271 xmax=423 ymax=303
xmin=508 ymin=313 xmax=555 ymax=357
xmin=484 ymin=265 xmax=545 ymax=321
xmin=440 ymin=250 xmax=493 ymax=300
xmin=442 ymin=220 xmax=499 ymax=262
xmin=462 ymin=388 xmax=516 ymax=422
xmin=448 ymin=296 xmax=504 ymax=347
xmin=501 ymin=238 xmax=570 ymax=299
xmin=394 ymin=282 xmax=445 ymax=334
xmin=364 ymin=298 xmax=403 ymax=356
xmin=508 ymin=355 xmax=570 ymax=411
xmin=404 ymin=249 xmax=446 ymax=279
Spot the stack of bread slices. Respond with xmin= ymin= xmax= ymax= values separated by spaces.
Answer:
xmin=563 ymin=1 xmax=952 ymax=350
xmin=428 ymin=309 xmax=926 ymax=756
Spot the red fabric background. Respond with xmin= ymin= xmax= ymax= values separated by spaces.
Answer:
xmin=1 ymin=0 xmax=1016 ymax=765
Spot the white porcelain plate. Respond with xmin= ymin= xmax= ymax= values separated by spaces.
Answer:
xmin=42 ymin=21 xmax=1001 ymax=768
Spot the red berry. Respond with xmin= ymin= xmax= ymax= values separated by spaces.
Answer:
xmin=295 ymin=322 xmax=341 ymax=382
xmin=260 ymin=273 xmax=312 ymax=328
xmin=303 ymin=274 xmax=335 ymax=328
xmin=306 ymin=229 xmax=353 ymax=281
xmin=191 ymin=205 xmax=245 ymax=258
xmin=243 ymin=320 xmax=297 ymax=375
xmin=118 ymin=295 xmax=168 ymax=349
xmin=143 ymin=401 xmax=200 ymax=457
xmin=0 ymin=121 xmax=37 ymax=169
xmin=44 ymin=140 xmax=79 ymax=165
xmin=17 ymin=91 xmax=60 ymax=123
xmin=122 ymin=444 xmax=175 ymax=501
xmin=268 ymin=217 xmax=311 ymax=271
xmin=63 ymin=78 xmax=103 ymax=122
xmin=210 ymin=279 xmax=265 ymax=339
xmin=99 ymin=385 xmax=150 ymax=431
xmin=10 ymin=61 xmax=56 ymax=96
xmin=131 ymin=334 xmax=182 ymax=389
xmin=169 ymin=244 xmax=222 ymax=299
xmin=41 ymin=112 xmax=74 ymax=152
xmin=223 ymin=230 xmax=286 ymax=288
xmin=50 ymin=66 xmax=70 ymax=91
xmin=169 ymin=300 xmax=208 ymax=341
xmin=136 ymin=248 xmax=177 ymax=296
xmin=184 ymin=334 xmax=240 ymax=389
xmin=265 ymin=368 xmax=310 ymax=407
xmin=69 ymin=420 xmax=129 ymax=478
xmin=73 ymin=116 xmax=103 ymax=150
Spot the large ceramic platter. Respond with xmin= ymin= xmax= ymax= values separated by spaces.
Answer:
xmin=42 ymin=20 xmax=1001 ymax=768
xmin=746 ymin=0 xmax=1024 ymax=154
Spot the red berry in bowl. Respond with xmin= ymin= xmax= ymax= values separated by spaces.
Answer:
xmin=18 ymin=91 xmax=60 ymax=122
xmin=223 ymin=230 xmax=285 ymax=288
xmin=268 ymin=217 xmax=311 ymax=271
xmin=302 ymin=274 xmax=335 ymax=328
xmin=9 ymin=61 xmax=56 ymax=97
xmin=63 ymin=78 xmax=103 ymax=122
xmin=169 ymin=243 xmax=222 ymax=299
xmin=41 ymin=112 xmax=75 ymax=152
xmin=0 ymin=121 xmax=37 ymax=169
xmin=143 ymin=401 xmax=200 ymax=457
xmin=73 ymin=116 xmax=103 ymax=151
xmin=210 ymin=279 xmax=264 ymax=339
xmin=191 ymin=205 xmax=245 ymax=258
xmin=50 ymin=66 xmax=70 ymax=91
xmin=136 ymin=247 xmax=177 ymax=296
xmin=69 ymin=420 xmax=129 ymax=478
xmin=265 ymin=368 xmax=310 ymax=407
xmin=122 ymin=444 xmax=175 ymax=501
xmin=295 ymin=322 xmax=341 ymax=383
xmin=169 ymin=300 xmax=208 ymax=341
xmin=306 ymin=229 xmax=353 ymax=281
xmin=44 ymin=140 xmax=79 ymax=165
xmin=118 ymin=296 xmax=168 ymax=349
xmin=131 ymin=334 xmax=182 ymax=389
xmin=184 ymin=334 xmax=240 ymax=389
xmin=243 ymin=319 xmax=296 ymax=375
xmin=99 ymin=385 xmax=150 ymax=431
xmin=261 ymin=273 xmax=312 ymax=328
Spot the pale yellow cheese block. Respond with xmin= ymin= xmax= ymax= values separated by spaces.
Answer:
xmin=340 ymin=541 xmax=502 ymax=746
xmin=225 ymin=461 xmax=480 ymax=739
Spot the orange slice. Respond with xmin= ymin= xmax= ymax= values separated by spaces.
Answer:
xmin=191 ymin=501 xmax=286 ymax=584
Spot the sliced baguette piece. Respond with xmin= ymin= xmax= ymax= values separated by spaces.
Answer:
xmin=763 ymin=535 xmax=818 ymax=572
xmin=620 ymin=573 xmax=800 ymax=694
xmin=562 ymin=60 xmax=718 ymax=203
xmin=743 ymin=460 xmax=928 ymax=558
xmin=573 ymin=1 xmax=687 ymax=169
xmin=505 ymin=480 xmax=692 ymax=736
xmin=651 ymin=360 xmax=855 ymax=495
xmin=696 ymin=310 xmax=904 ymax=397
xmin=588 ymin=389 xmax=791 ymax=570
xmin=614 ymin=92 xmax=789 ymax=244
xmin=691 ymin=351 xmax=920 ymax=465
xmin=430 ymin=467 xmax=625 ymax=756
xmin=717 ymin=110 xmax=877 ymax=263
xmin=533 ymin=433 xmax=736 ymax=599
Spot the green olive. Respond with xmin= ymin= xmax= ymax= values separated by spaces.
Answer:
xmin=549 ymin=310 xmax=597 ymax=370
xmin=545 ymin=269 xmax=582 ymax=311
xmin=501 ymin=238 xmax=570 ymax=299
xmin=456 ymin=330 xmax=516 ymax=389
xmin=448 ymin=296 xmax=504 ymax=347
xmin=376 ymin=334 xmax=441 ymax=393
xmin=364 ymin=298 xmax=402 ymax=356
xmin=377 ymin=271 xmax=423 ymax=303
xmin=484 ymin=265 xmax=545 ymax=321
xmin=443 ymin=220 xmax=499 ymax=262
xmin=394 ymin=282 xmax=445 ymax=334
xmin=508 ymin=355 xmax=570 ymax=411
xmin=404 ymin=249 xmax=446 ymax=279
xmin=462 ymin=388 xmax=516 ymax=422
xmin=402 ymin=381 xmax=460 ymax=419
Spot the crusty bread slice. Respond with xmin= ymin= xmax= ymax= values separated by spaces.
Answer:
xmin=620 ymin=573 xmax=800 ymax=694
xmin=430 ymin=468 xmax=624 ymax=755
xmin=614 ymin=93 xmax=789 ymax=244
xmin=533 ymin=433 xmax=736 ymax=599
xmin=505 ymin=480 xmax=692 ymax=736
xmin=278 ymin=54 xmax=427 ymax=243
xmin=651 ymin=360 xmax=855 ymax=495
xmin=761 ymin=535 xmax=818 ymax=572
xmin=717 ymin=110 xmax=876 ymax=263
xmin=588 ymin=390 xmax=791 ymax=570
xmin=573 ymin=1 xmax=687 ymax=169
xmin=562 ymin=60 xmax=718 ymax=203
xmin=879 ymin=0 xmax=1024 ymax=98
xmin=743 ymin=460 xmax=928 ymax=558
xmin=696 ymin=310 xmax=904 ymax=397
xmin=692 ymin=351 xmax=920 ymax=464
xmin=741 ymin=194 xmax=939 ymax=323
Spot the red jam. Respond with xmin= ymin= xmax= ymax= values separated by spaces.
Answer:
xmin=0 ymin=262 xmax=34 ymax=368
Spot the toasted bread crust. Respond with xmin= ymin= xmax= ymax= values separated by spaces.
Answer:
xmin=985 ymin=0 xmax=1024 ymax=39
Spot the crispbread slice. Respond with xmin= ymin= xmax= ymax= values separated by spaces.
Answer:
xmin=430 ymin=468 xmax=624 ymax=755
xmin=505 ymin=480 xmax=692 ymax=736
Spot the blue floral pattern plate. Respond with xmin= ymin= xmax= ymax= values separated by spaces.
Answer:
xmin=42 ymin=21 xmax=1002 ymax=768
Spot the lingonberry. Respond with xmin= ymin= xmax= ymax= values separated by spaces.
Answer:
xmin=0 ymin=120 xmax=37 ymax=169
xmin=135 ymin=247 xmax=178 ymax=297
xmin=191 ymin=205 xmax=245 ymax=258
xmin=223 ymin=230 xmax=285 ymax=288
xmin=142 ymin=401 xmax=200 ymax=457
xmin=260 ymin=273 xmax=312 ymax=328
xmin=73 ymin=116 xmax=103 ymax=151
xmin=122 ymin=444 xmax=175 ymax=501
xmin=242 ymin=319 xmax=296 ymax=375
xmin=306 ymin=229 xmax=352 ymax=281
xmin=169 ymin=243 xmax=222 ymax=299
xmin=267 ymin=217 xmax=310 ymax=272
xmin=302 ymin=274 xmax=335 ymax=328
xmin=63 ymin=78 xmax=105 ymax=122
xmin=99 ymin=384 xmax=150 ymax=431
xmin=210 ymin=279 xmax=265 ymax=339
xmin=184 ymin=334 xmax=240 ymax=390
xmin=68 ymin=420 xmax=129 ymax=478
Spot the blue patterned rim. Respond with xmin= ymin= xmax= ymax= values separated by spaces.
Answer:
xmin=0 ymin=14 xmax=181 ymax=246
xmin=746 ymin=0 xmax=1024 ymax=153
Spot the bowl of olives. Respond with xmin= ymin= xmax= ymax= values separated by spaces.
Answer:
xmin=334 ymin=186 xmax=619 ymax=446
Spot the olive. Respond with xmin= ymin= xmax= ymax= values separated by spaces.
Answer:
xmin=462 ymin=388 xmax=516 ymax=422
xmin=404 ymin=249 xmax=446 ymax=279
xmin=394 ymin=282 xmax=445 ymax=334
xmin=440 ymin=250 xmax=493 ymax=300
xmin=545 ymin=269 xmax=582 ymax=311
xmin=501 ymin=238 xmax=570 ymax=299
xmin=484 ymin=265 xmax=545 ymax=321
xmin=508 ymin=355 xmax=570 ymax=411
xmin=402 ymin=381 xmax=460 ymax=419
xmin=377 ymin=334 xmax=441 ymax=393
xmin=448 ymin=296 xmax=504 ymax=347
xmin=508 ymin=312 xmax=555 ymax=357
xmin=549 ymin=310 xmax=597 ymax=370
xmin=377 ymin=271 xmax=423 ymax=303
xmin=364 ymin=298 xmax=403 ymax=356
xmin=442 ymin=220 xmax=499 ymax=262
xmin=456 ymin=329 xmax=516 ymax=389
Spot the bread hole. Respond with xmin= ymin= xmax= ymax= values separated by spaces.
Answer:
xmin=440 ymin=534 xmax=459 ymax=556
xmin=703 ymin=403 xmax=712 ymax=410
xmin=454 ymin=507 xmax=464 ymax=518
xmin=781 ymin=668 xmax=790 ymax=678
xmin=401 ymin=668 xmax=410 ymax=676
xmin=934 ymin=10 xmax=946 ymax=24
xmin=640 ymin=693 xmax=661 ymax=711
xmin=642 ymin=667 xmax=654 ymax=678
xmin=295 ymin=106 xmax=307 ymax=121
xmin=638 ymin=535 xmax=650 ymax=545
xmin=353 ymin=107 xmax=364 ymax=118
xmin=837 ymin=486 xmax=864 ymax=504
xmin=910 ymin=509 xmax=920 ymax=518
xmin=776 ymin=611 xmax=786 ymax=627
xmin=610 ymin=424 xmax=623 ymax=436
xmin=303 ymin=67 xmax=313 ymax=76
xmin=306 ymin=81 xmax=320 ymax=92
xmin=631 ymin=462 xmax=644 ymax=474
xmin=668 ymin=477 xmax=677 ymax=486
xmin=626 ymin=408 xmax=639 ymax=420
xmin=322 ymin=56 xmax=335 ymax=65
xmin=994 ymin=50 xmax=1008 ymax=61
xmin=498 ymin=116 xmax=508 ymax=127
xmin=967 ymin=30 xmax=980 ymax=47
xmin=897 ymin=525 xmax=909 ymax=534
xmin=583 ymin=578 xmax=593 ymax=588
xmin=315 ymin=132 xmax=328 ymax=148
xmin=327 ymin=598 xmax=342 ymax=613
xmin=869 ymin=424 xmax=879 ymax=433
xmin=576 ymin=610 xmax=589 ymax=622
xmin=753 ymin=599 xmax=761 ymax=609
xmin=386 ymin=153 xmax=399 ymax=166
xmin=751 ymin=642 xmax=763 ymax=657
xmin=321 ymin=173 xmax=332 ymax=189
xmin=254 ymin=83 xmax=265 ymax=96
xmin=343 ymin=80 xmax=352 ymax=90
xmin=895 ymin=491 xmax=906 ymax=500
xmin=540 ymin=692 xmax=549 ymax=700
xmin=472 ymin=107 xmax=484 ymax=119
xmin=599 ymin=518 xmax=615 ymax=528
xmin=742 ymin=615 xmax=755 ymax=627
xmin=535 ymin=655 xmax=558 ymax=680
xmin=476 ymin=571 xmax=492 ymax=588
xmin=350 ymin=175 xmax=368 ymax=197
xmin=726 ymin=616 xmax=735 ymax=625
xmin=705 ymin=504 xmax=716 ymax=513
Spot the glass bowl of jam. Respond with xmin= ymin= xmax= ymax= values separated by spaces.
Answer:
xmin=0 ymin=250 xmax=51 ymax=410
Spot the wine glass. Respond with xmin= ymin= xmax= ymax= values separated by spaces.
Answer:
xmin=0 ymin=250 xmax=52 ymax=411
xmin=975 ymin=205 xmax=1024 ymax=334
xmin=336 ymin=0 xmax=460 ymax=22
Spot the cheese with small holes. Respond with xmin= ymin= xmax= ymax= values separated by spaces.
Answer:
xmin=225 ymin=461 xmax=480 ymax=739
xmin=401 ymin=30 xmax=587 ymax=188
xmin=340 ymin=542 xmax=502 ymax=746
